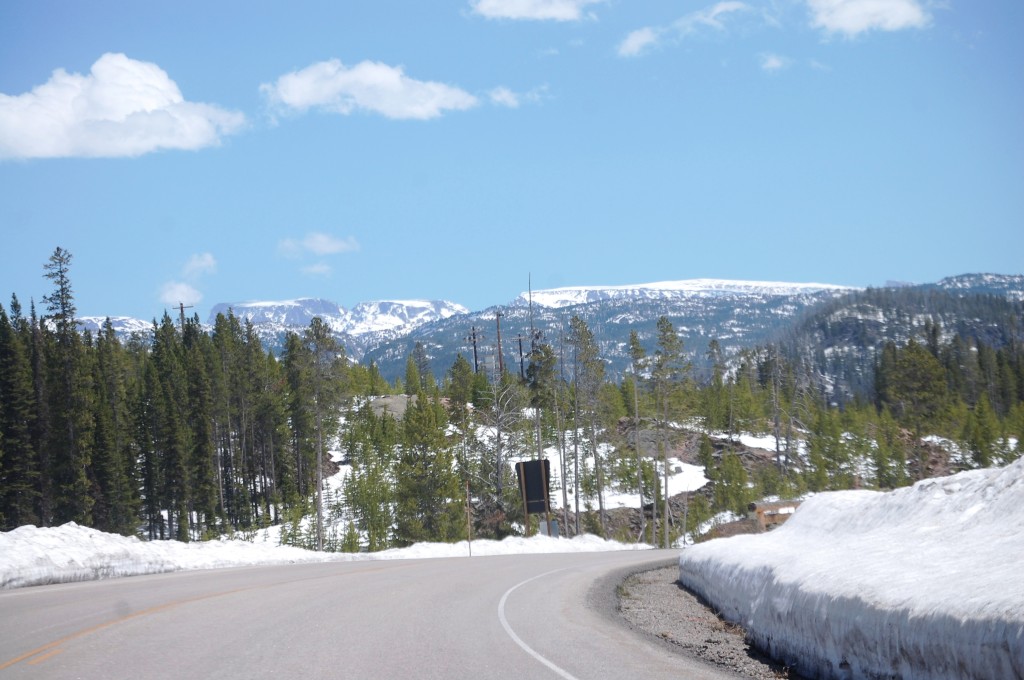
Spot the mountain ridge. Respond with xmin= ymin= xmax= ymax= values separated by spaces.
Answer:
xmin=76 ymin=274 xmax=1024 ymax=393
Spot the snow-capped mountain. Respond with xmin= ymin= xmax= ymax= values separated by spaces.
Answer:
xmin=515 ymin=279 xmax=858 ymax=310
xmin=206 ymin=298 xmax=468 ymax=337
xmin=344 ymin=299 xmax=470 ymax=335
xmin=931 ymin=273 xmax=1024 ymax=301
xmin=207 ymin=299 xmax=345 ymax=331
xmin=71 ymin=274 xmax=1023 ymax=395
xmin=77 ymin=316 xmax=154 ymax=336
xmin=199 ymin=297 xmax=469 ymax=357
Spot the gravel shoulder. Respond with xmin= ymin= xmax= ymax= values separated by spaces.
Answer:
xmin=617 ymin=565 xmax=804 ymax=680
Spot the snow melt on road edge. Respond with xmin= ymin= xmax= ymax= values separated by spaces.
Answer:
xmin=678 ymin=458 xmax=1024 ymax=679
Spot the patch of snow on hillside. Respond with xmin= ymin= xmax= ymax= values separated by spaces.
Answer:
xmin=678 ymin=459 xmax=1024 ymax=679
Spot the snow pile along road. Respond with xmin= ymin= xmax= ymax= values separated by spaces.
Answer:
xmin=0 ymin=523 xmax=650 ymax=590
xmin=679 ymin=458 xmax=1024 ymax=680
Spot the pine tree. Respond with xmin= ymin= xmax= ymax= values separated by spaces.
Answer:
xmin=964 ymin=394 xmax=998 ymax=468
xmin=0 ymin=301 xmax=40 ymax=528
xmin=304 ymin=317 xmax=347 ymax=550
xmin=568 ymin=315 xmax=606 ymax=536
xmin=89 ymin=318 xmax=138 ymax=535
xmin=394 ymin=387 xmax=464 ymax=546
xmin=150 ymin=313 xmax=192 ymax=540
xmin=41 ymin=247 xmax=95 ymax=525
xmin=404 ymin=355 xmax=421 ymax=397
xmin=651 ymin=316 xmax=688 ymax=547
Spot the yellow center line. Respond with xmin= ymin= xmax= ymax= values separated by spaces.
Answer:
xmin=1 ymin=560 xmax=417 ymax=670
xmin=25 ymin=648 xmax=63 ymax=665
xmin=0 ymin=587 xmax=248 ymax=671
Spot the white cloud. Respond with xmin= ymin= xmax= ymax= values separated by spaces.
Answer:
xmin=806 ymin=0 xmax=931 ymax=36
xmin=617 ymin=27 xmax=662 ymax=57
xmin=280 ymin=232 xmax=360 ymax=258
xmin=261 ymin=60 xmax=478 ymax=120
xmin=158 ymin=252 xmax=217 ymax=309
xmin=183 ymin=252 xmax=217 ymax=278
xmin=618 ymin=2 xmax=750 ymax=58
xmin=489 ymin=87 xmax=521 ymax=108
xmin=760 ymin=52 xmax=791 ymax=72
xmin=470 ymin=0 xmax=603 ymax=21
xmin=159 ymin=281 xmax=202 ymax=307
xmin=303 ymin=232 xmax=359 ymax=256
xmin=673 ymin=1 xmax=751 ymax=34
xmin=488 ymin=85 xmax=546 ymax=108
xmin=0 ymin=53 xmax=245 ymax=160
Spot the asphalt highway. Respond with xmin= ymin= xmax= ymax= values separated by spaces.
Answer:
xmin=0 ymin=549 xmax=744 ymax=679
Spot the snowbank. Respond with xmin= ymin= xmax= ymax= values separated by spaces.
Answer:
xmin=0 ymin=523 xmax=649 ymax=590
xmin=679 ymin=459 xmax=1024 ymax=679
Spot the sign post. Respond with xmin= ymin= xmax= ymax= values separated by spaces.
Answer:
xmin=516 ymin=459 xmax=552 ymax=537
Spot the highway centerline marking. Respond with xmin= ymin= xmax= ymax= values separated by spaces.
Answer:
xmin=498 ymin=568 xmax=580 ymax=680
xmin=1 ymin=560 xmax=420 ymax=671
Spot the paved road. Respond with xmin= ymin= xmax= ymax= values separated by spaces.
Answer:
xmin=0 ymin=550 xmax=742 ymax=679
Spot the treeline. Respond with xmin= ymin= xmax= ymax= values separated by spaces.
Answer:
xmin=2 ymin=249 xmax=1022 ymax=548
xmin=0 ymin=249 xmax=381 ymax=539
xmin=781 ymin=285 xmax=1024 ymax=400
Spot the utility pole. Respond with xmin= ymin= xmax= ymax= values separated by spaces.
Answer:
xmin=517 ymin=334 xmax=526 ymax=380
xmin=495 ymin=311 xmax=505 ymax=375
xmin=177 ymin=302 xmax=194 ymax=333
xmin=466 ymin=326 xmax=480 ymax=373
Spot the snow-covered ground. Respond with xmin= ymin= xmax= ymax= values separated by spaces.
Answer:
xmin=679 ymin=457 xmax=1024 ymax=680
xmin=0 ymin=524 xmax=650 ymax=590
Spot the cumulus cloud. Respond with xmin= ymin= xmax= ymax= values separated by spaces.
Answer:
xmin=261 ymin=60 xmax=478 ymax=120
xmin=488 ymin=85 xmax=546 ymax=108
xmin=159 ymin=252 xmax=218 ymax=308
xmin=0 ymin=53 xmax=245 ymax=160
xmin=279 ymin=232 xmax=360 ymax=258
xmin=806 ymin=0 xmax=931 ymax=36
xmin=617 ymin=27 xmax=662 ymax=58
xmin=278 ymin=232 xmax=359 ymax=278
xmin=760 ymin=52 xmax=791 ymax=72
xmin=470 ymin=0 xmax=603 ymax=21
xmin=617 ymin=2 xmax=750 ymax=57
xmin=183 ymin=252 xmax=217 ymax=278
xmin=489 ymin=87 xmax=521 ymax=108
xmin=159 ymin=281 xmax=203 ymax=307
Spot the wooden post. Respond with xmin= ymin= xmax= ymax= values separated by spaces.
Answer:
xmin=517 ymin=462 xmax=531 ymax=537
xmin=540 ymin=458 xmax=552 ymax=537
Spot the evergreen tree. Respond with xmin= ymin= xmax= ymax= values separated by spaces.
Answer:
xmin=404 ymin=354 xmax=421 ymax=397
xmin=89 ymin=318 xmax=138 ymax=535
xmin=651 ymin=316 xmax=688 ymax=547
xmin=568 ymin=315 xmax=606 ymax=536
xmin=394 ymin=388 xmax=464 ymax=546
xmin=0 ymin=301 xmax=39 ymax=528
xmin=41 ymin=247 xmax=95 ymax=525
xmin=714 ymin=451 xmax=749 ymax=517
xmin=150 ymin=313 xmax=192 ymax=541
xmin=304 ymin=317 xmax=347 ymax=550
xmin=963 ymin=394 xmax=999 ymax=468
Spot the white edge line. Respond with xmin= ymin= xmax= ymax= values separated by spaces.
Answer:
xmin=497 ymin=568 xmax=580 ymax=680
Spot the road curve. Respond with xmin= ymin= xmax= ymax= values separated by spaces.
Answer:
xmin=0 ymin=549 xmax=742 ymax=679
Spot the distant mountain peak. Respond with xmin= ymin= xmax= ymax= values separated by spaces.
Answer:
xmin=206 ymin=297 xmax=468 ymax=338
xmin=516 ymin=278 xmax=860 ymax=310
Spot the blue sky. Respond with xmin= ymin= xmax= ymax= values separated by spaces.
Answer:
xmin=1 ymin=0 xmax=1021 ymax=322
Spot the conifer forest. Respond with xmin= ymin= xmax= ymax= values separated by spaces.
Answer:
xmin=1 ymin=248 xmax=1022 ymax=549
